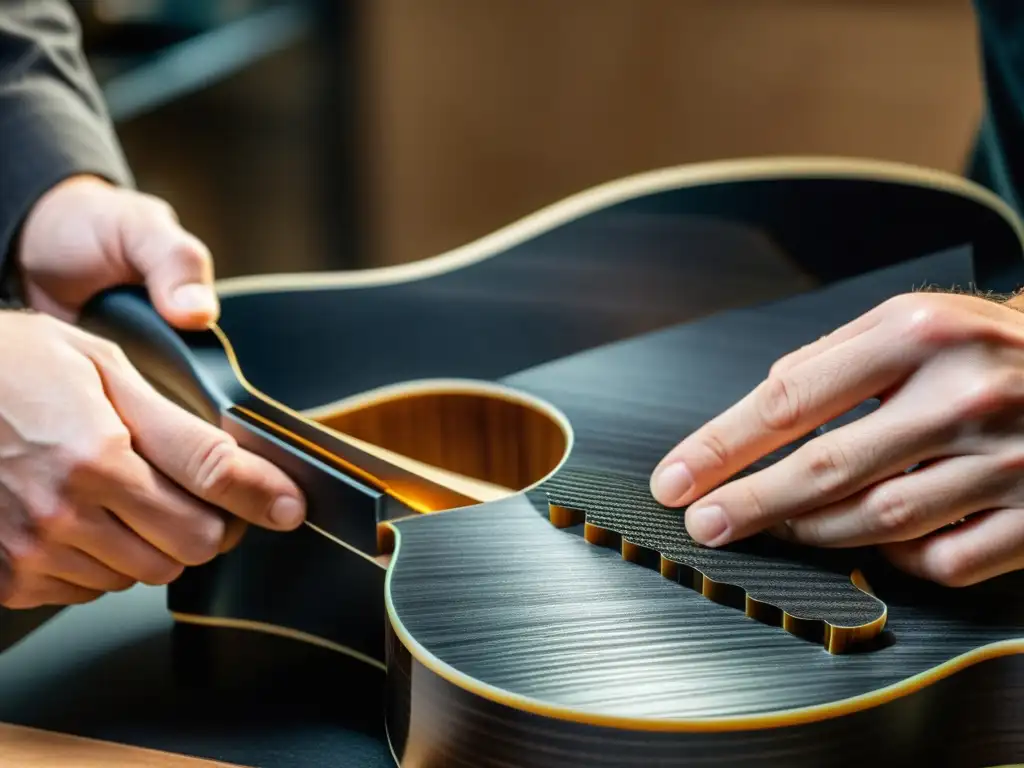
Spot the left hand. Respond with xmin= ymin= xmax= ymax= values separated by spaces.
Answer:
xmin=9 ymin=174 xmax=286 ymax=569
xmin=650 ymin=290 xmax=1024 ymax=587
xmin=15 ymin=174 xmax=218 ymax=328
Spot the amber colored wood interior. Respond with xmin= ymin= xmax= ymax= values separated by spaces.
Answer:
xmin=313 ymin=389 xmax=569 ymax=494
xmin=0 ymin=723 xmax=246 ymax=767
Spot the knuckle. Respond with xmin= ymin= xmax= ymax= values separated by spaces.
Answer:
xmin=757 ymin=373 xmax=804 ymax=432
xmin=927 ymin=540 xmax=979 ymax=588
xmin=881 ymin=292 xmax=924 ymax=314
xmin=57 ymin=430 xmax=133 ymax=487
xmin=801 ymin=439 xmax=852 ymax=496
xmin=191 ymin=437 xmax=240 ymax=501
xmin=5 ymin=538 xmax=45 ymax=573
xmin=25 ymin=498 xmax=77 ymax=538
xmin=89 ymin=336 xmax=128 ymax=365
xmin=865 ymin=487 xmax=915 ymax=534
xmin=694 ymin=427 xmax=733 ymax=475
xmin=953 ymin=367 xmax=1024 ymax=419
xmin=178 ymin=515 xmax=226 ymax=566
xmin=787 ymin=516 xmax=825 ymax=546
xmin=892 ymin=299 xmax=958 ymax=348
xmin=903 ymin=308 xmax=942 ymax=344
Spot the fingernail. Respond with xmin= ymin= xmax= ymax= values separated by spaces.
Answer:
xmin=686 ymin=505 xmax=729 ymax=546
xmin=650 ymin=461 xmax=693 ymax=505
xmin=270 ymin=496 xmax=305 ymax=528
xmin=172 ymin=283 xmax=216 ymax=313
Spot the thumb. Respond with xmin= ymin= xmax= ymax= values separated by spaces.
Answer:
xmin=120 ymin=200 xmax=220 ymax=330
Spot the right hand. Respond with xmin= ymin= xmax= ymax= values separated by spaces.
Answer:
xmin=0 ymin=310 xmax=306 ymax=609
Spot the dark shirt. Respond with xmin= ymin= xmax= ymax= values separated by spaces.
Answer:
xmin=0 ymin=0 xmax=132 ymax=297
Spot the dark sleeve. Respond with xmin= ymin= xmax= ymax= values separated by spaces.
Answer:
xmin=968 ymin=0 xmax=1024 ymax=218
xmin=0 ymin=0 xmax=134 ymax=297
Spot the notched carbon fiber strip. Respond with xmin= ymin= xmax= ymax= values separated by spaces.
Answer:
xmin=530 ymin=467 xmax=888 ymax=653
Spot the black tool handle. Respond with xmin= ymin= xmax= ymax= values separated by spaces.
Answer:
xmin=78 ymin=285 xmax=235 ymax=422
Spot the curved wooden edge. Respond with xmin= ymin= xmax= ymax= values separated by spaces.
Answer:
xmin=379 ymin=519 xmax=1024 ymax=733
xmin=553 ymin=507 xmax=887 ymax=655
xmin=212 ymin=156 xmax=1024 ymax=297
xmin=0 ymin=722 xmax=246 ymax=767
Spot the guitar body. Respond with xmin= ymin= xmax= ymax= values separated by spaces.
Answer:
xmin=382 ymin=248 xmax=1024 ymax=767
xmin=5 ymin=157 xmax=1024 ymax=766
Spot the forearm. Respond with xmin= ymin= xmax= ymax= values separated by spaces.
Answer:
xmin=0 ymin=0 xmax=134 ymax=299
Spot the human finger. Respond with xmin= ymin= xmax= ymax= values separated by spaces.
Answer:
xmin=12 ymin=348 xmax=222 ymax=576
xmin=0 ymin=578 xmax=104 ymax=609
xmin=0 ymin=556 xmax=104 ymax=609
xmin=774 ymin=454 xmax=1015 ymax=548
xmin=118 ymin=195 xmax=219 ymax=329
xmin=768 ymin=304 xmax=886 ymax=376
xmin=52 ymin=504 xmax=186 ymax=586
xmin=97 ymin=451 xmax=229 ymax=567
xmin=881 ymin=507 xmax=1024 ymax=587
xmin=18 ymin=541 xmax=135 ymax=593
xmin=680 ymin=392 xmax=948 ymax=546
xmin=85 ymin=340 xmax=306 ymax=531
xmin=651 ymin=322 xmax=916 ymax=508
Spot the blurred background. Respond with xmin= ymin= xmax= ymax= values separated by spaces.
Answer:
xmin=71 ymin=0 xmax=984 ymax=278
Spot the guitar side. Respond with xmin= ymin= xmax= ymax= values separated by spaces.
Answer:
xmin=384 ymin=610 xmax=1024 ymax=768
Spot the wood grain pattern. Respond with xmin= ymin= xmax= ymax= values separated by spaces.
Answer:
xmin=0 ymin=723 xmax=245 ymax=767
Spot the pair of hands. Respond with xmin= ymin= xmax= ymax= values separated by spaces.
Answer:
xmin=6 ymin=174 xmax=1022 ymax=611
xmin=0 ymin=176 xmax=306 ymax=609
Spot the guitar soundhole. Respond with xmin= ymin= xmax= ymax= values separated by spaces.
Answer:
xmin=305 ymin=379 xmax=573 ymax=504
